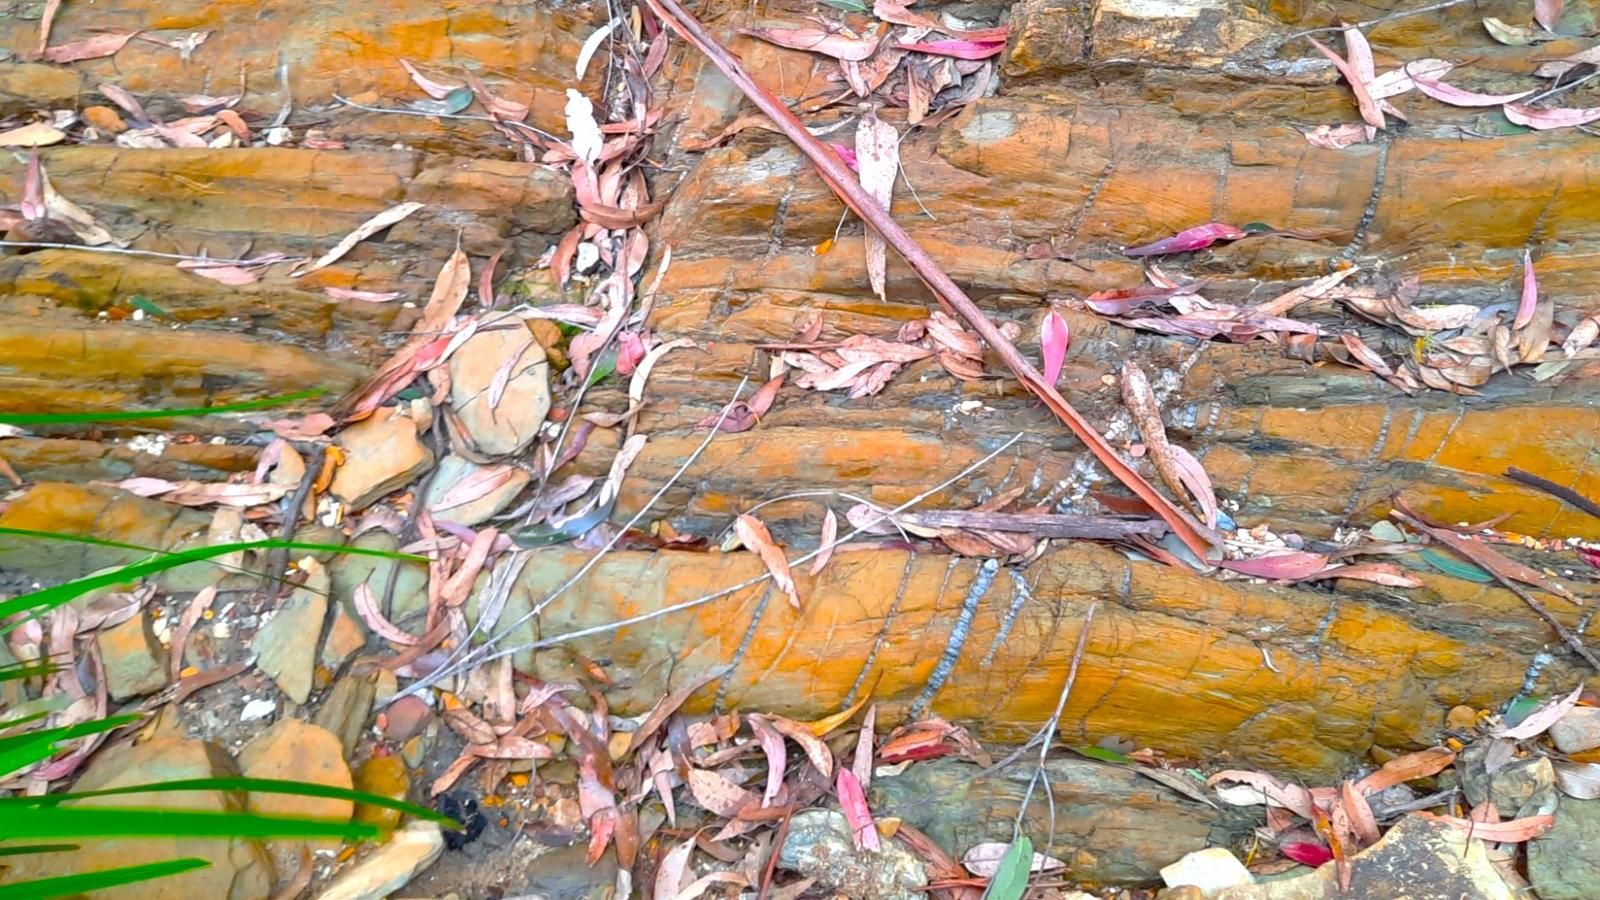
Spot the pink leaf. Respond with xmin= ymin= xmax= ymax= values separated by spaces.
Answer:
xmin=175 ymin=261 xmax=260 ymax=285
xmin=836 ymin=768 xmax=880 ymax=851
xmin=1535 ymin=0 xmax=1565 ymax=31
xmin=1220 ymin=551 xmax=1332 ymax=581
xmin=809 ymin=508 xmax=839 ymax=577
xmin=43 ymin=30 xmax=137 ymax=64
xmin=1493 ymin=683 xmax=1584 ymax=740
xmin=1124 ymin=222 xmax=1248 ymax=257
xmin=353 ymin=582 xmax=420 ymax=646
xmin=1040 ymin=310 xmax=1070 ymax=387
xmin=741 ymin=26 xmax=883 ymax=61
xmin=830 ymin=143 xmax=859 ymax=172
xmin=1165 ymin=444 xmax=1218 ymax=529
xmin=655 ymin=839 xmax=693 ymax=900
xmin=1303 ymin=123 xmax=1370 ymax=149
xmin=748 ymin=715 xmax=788 ymax=807
xmin=1281 ymin=841 xmax=1334 ymax=866
xmin=399 ymin=59 xmax=462 ymax=99
xmin=1308 ymin=37 xmax=1386 ymax=130
xmin=1515 ymin=250 xmax=1539 ymax=329
xmin=856 ymin=109 xmax=900 ymax=301
xmin=1504 ymin=103 xmax=1600 ymax=130
xmin=325 ymin=287 xmax=404 ymax=303
xmin=1410 ymin=74 xmax=1533 ymax=108
xmin=1580 ymin=547 xmax=1600 ymax=568
xmin=895 ymin=39 xmax=1006 ymax=59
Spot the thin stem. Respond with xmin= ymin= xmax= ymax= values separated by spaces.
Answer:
xmin=1520 ymin=69 xmax=1600 ymax=107
xmin=1282 ymin=0 xmax=1477 ymax=40
xmin=0 ymin=242 xmax=300 ymax=266
xmin=330 ymin=94 xmax=559 ymax=143
xmin=1013 ymin=602 xmax=1098 ymax=835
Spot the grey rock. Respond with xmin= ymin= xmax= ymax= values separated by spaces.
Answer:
xmin=1551 ymin=707 xmax=1600 ymax=754
xmin=447 ymin=324 xmax=550 ymax=456
xmin=97 ymin=611 xmax=168 ymax=701
xmin=329 ymin=532 xmax=430 ymax=630
xmin=253 ymin=568 xmax=330 ymax=704
xmin=1529 ymin=797 xmax=1600 ymax=900
xmin=777 ymin=809 xmax=926 ymax=900
xmin=423 ymin=454 xmax=529 ymax=526
xmin=1488 ymin=755 xmax=1556 ymax=817
xmin=313 ymin=671 xmax=378 ymax=759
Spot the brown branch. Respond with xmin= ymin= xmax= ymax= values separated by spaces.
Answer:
xmin=1505 ymin=467 xmax=1600 ymax=522
xmin=642 ymin=0 xmax=1216 ymax=561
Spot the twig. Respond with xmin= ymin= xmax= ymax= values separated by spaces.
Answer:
xmin=1282 ymin=0 xmax=1477 ymax=40
xmin=1013 ymin=602 xmax=1098 ymax=838
xmin=642 ymin=0 xmax=1215 ymax=560
xmin=0 ymin=242 xmax=302 ymax=265
xmin=331 ymin=94 xmax=559 ymax=143
xmin=1519 ymin=68 xmax=1600 ymax=107
xmin=389 ymin=432 xmax=1027 ymax=702
xmin=1506 ymin=466 xmax=1600 ymax=521
xmin=261 ymin=445 xmax=325 ymax=597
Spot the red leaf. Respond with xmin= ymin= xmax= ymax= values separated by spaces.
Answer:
xmin=43 ymin=30 xmax=137 ymax=64
xmin=836 ymin=768 xmax=880 ymax=851
xmin=1280 ymin=841 xmax=1334 ymax=866
xmin=1308 ymin=37 xmax=1386 ymax=130
xmin=830 ymin=143 xmax=859 ymax=172
xmin=895 ymin=39 xmax=1005 ymax=59
xmin=741 ymin=25 xmax=883 ymax=61
xmin=1504 ymin=103 xmax=1600 ymax=130
xmin=1580 ymin=547 xmax=1600 ymax=568
xmin=1124 ymin=222 xmax=1248 ymax=257
xmin=1221 ymin=551 xmax=1331 ymax=581
xmin=1410 ymin=75 xmax=1532 ymax=108
xmin=1515 ymin=250 xmax=1539 ymax=329
xmin=1040 ymin=310 xmax=1070 ymax=387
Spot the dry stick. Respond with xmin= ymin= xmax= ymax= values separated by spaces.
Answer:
xmin=0 ymin=241 xmax=302 ymax=265
xmin=1393 ymin=510 xmax=1600 ymax=672
xmin=331 ymin=94 xmax=560 ymax=143
xmin=1013 ymin=602 xmax=1098 ymax=846
xmin=392 ymin=432 xmax=1028 ymax=701
xmin=642 ymin=0 xmax=1215 ymax=561
xmin=1505 ymin=466 xmax=1600 ymax=522
xmin=1283 ymin=0 xmax=1477 ymax=39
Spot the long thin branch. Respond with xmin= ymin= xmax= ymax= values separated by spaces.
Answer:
xmin=1014 ymin=602 xmax=1098 ymax=837
xmin=1283 ymin=0 xmax=1476 ymax=40
xmin=642 ymin=0 xmax=1215 ymax=561
xmin=0 ymin=241 xmax=301 ymax=265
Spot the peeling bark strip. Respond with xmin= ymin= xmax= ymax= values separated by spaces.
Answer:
xmin=910 ymin=559 xmax=998 ymax=718
xmin=642 ymin=0 xmax=1217 ymax=561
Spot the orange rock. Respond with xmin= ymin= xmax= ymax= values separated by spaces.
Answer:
xmin=81 ymin=105 xmax=127 ymax=133
xmin=238 ymin=719 xmax=355 ymax=856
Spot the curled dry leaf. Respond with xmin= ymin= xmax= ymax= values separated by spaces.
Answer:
xmin=1355 ymin=746 xmax=1455 ymax=794
xmin=686 ymin=767 xmax=758 ymax=817
xmin=1367 ymin=59 xmax=1454 ymax=99
xmin=293 ymin=202 xmax=424 ymax=276
xmin=400 ymin=59 xmax=462 ymax=98
xmin=836 ymin=768 xmax=880 ymax=851
xmin=1410 ymin=75 xmax=1532 ymax=108
xmin=856 ymin=109 xmax=900 ymax=302
xmin=741 ymin=25 xmax=884 ymax=61
xmin=1308 ymin=37 xmax=1385 ymax=130
xmin=0 ymin=122 xmax=67 ymax=147
xmin=1491 ymin=683 xmax=1583 ymax=740
xmin=354 ymin=582 xmax=420 ymax=645
xmin=325 ymin=287 xmax=403 ymax=303
xmin=748 ymin=715 xmax=787 ymax=807
xmin=1536 ymin=0 xmax=1565 ymax=31
xmin=1514 ymin=250 xmax=1539 ymax=329
xmin=1417 ymin=811 xmax=1554 ymax=842
xmin=1220 ymin=551 xmax=1332 ymax=581
xmin=1124 ymin=223 xmax=1247 ymax=257
xmin=895 ymin=39 xmax=1005 ymax=59
xmin=1040 ymin=310 xmax=1070 ymax=387
xmin=43 ymin=31 xmax=137 ymax=64
xmin=1563 ymin=315 xmax=1600 ymax=356
xmin=961 ymin=842 xmax=1067 ymax=878
xmin=1303 ymin=123 xmax=1369 ymax=149
xmin=734 ymin=513 xmax=801 ymax=608
xmin=769 ymin=714 xmax=835 ymax=778
xmin=655 ymin=840 xmax=694 ymax=900
xmin=1208 ymin=769 xmax=1316 ymax=818
xmin=1503 ymin=103 xmax=1600 ymax=129
xmin=809 ymin=509 xmax=839 ymax=576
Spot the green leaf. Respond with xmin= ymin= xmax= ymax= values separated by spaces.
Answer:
xmin=5 ymin=777 xmax=457 ymax=828
xmin=1069 ymin=745 xmax=1134 ymax=764
xmin=1503 ymin=693 xmax=1544 ymax=729
xmin=981 ymin=835 xmax=1034 ymax=900
xmin=0 ymin=857 xmax=211 ymax=899
xmin=0 ymin=843 xmax=78 ymax=857
xmin=0 ymin=535 xmax=425 ymax=636
xmin=443 ymin=86 xmax=476 ymax=114
xmin=1420 ymin=549 xmax=1493 ymax=583
xmin=127 ymin=295 xmax=174 ymax=321
xmin=821 ymin=0 xmax=869 ymax=10
xmin=0 ymin=715 xmax=141 ymax=778
xmin=584 ymin=352 xmax=618 ymax=388
xmin=1 ymin=807 xmax=382 ymax=842
xmin=0 ymin=389 xmax=326 ymax=426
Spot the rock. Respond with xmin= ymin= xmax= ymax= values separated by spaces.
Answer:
xmin=328 ymin=532 xmax=430 ymax=629
xmin=1160 ymin=847 xmax=1254 ymax=892
xmin=1529 ymin=797 xmax=1600 ymax=900
xmin=239 ymin=719 xmax=354 ymax=863
xmin=423 ymin=454 xmax=530 ymax=526
xmin=253 ymin=567 xmax=330 ymax=704
xmin=97 ymin=611 xmax=168 ymax=701
xmin=777 ymin=809 xmax=926 ymax=900
xmin=352 ymin=754 xmax=411 ymax=830
xmin=321 ymin=601 xmax=368 ymax=670
xmin=330 ymin=406 xmax=433 ymax=510
xmin=1488 ymin=755 xmax=1556 ymax=817
xmin=0 ymin=483 xmax=208 ymax=579
xmin=316 ymin=820 xmax=444 ymax=900
xmin=1550 ymin=707 xmax=1600 ymax=754
xmin=313 ymin=671 xmax=378 ymax=759
xmin=1210 ymin=815 xmax=1515 ymax=899
xmin=2 ymin=735 xmax=275 ymax=899
xmin=82 ymin=105 xmax=127 ymax=133
xmin=447 ymin=323 xmax=550 ymax=456
xmin=381 ymin=694 xmax=433 ymax=743
xmin=1446 ymin=704 xmax=1479 ymax=731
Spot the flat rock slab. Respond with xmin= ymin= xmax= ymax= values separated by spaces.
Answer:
xmin=330 ymin=405 xmax=434 ymax=510
xmin=447 ymin=321 xmax=551 ymax=456
xmin=253 ymin=568 xmax=331 ymax=704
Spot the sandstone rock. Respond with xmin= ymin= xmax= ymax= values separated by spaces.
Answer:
xmin=352 ymin=754 xmax=411 ymax=831
xmin=313 ymin=672 xmax=379 ymax=759
xmin=328 ymin=532 xmax=430 ymax=629
xmin=777 ymin=809 xmax=926 ymax=900
xmin=238 ymin=719 xmax=355 ymax=826
xmin=97 ymin=611 xmax=169 ymax=701
xmin=1529 ymin=797 xmax=1600 ymax=900
xmin=0 ymin=483 xmax=208 ymax=579
xmin=330 ymin=406 xmax=433 ymax=510
xmin=1160 ymin=847 xmax=1254 ymax=892
xmin=1550 ymin=707 xmax=1600 ymax=754
xmin=2 ymin=735 xmax=275 ymax=899
xmin=423 ymin=454 xmax=530 ymax=526
xmin=253 ymin=568 xmax=330 ymax=704
xmin=321 ymin=601 xmax=368 ymax=671
xmin=447 ymin=322 xmax=550 ymax=456
xmin=316 ymin=821 xmax=444 ymax=900
xmin=82 ymin=105 xmax=127 ymax=133
xmin=1487 ymin=755 xmax=1556 ymax=817
xmin=1446 ymin=704 xmax=1479 ymax=732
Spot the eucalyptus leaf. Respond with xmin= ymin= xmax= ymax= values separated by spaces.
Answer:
xmin=1420 ymin=548 xmax=1493 ymax=583
xmin=981 ymin=835 xmax=1034 ymax=900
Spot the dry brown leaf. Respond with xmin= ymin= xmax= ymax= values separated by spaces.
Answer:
xmin=293 ymin=202 xmax=425 ymax=276
xmin=735 ymin=513 xmax=800 ymax=608
xmin=808 ymin=509 xmax=839 ymax=577
xmin=0 ymin=122 xmax=66 ymax=147
xmin=43 ymin=30 xmax=137 ymax=63
xmin=686 ymin=767 xmax=758 ymax=817
xmin=856 ymin=109 xmax=900 ymax=301
xmin=767 ymin=715 xmax=835 ymax=779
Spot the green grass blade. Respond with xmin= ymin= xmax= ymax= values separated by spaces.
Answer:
xmin=0 ymin=843 xmax=78 ymax=857
xmin=3 ymin=807 xmax=381 ymax=842
xmin=0 ymin=715 xmax=140 ymax=778
xmin=0 ymin=659 xmax=53 ymax=683
xmin=6 ymin=777 xmax=457 ymax=827
xmin=0 ymin=857 xmax=211 ymax=899
xmin=0 ymin=537 xmax=425 ymax=636
xmin=0 ymin=390 xmax=326 ymax=426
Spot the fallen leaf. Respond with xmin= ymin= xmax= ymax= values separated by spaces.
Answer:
xmin=399 ymin=59 xmax=462 ymax=99
xmin=1281 ymin=841 xmax=1334 ymax=866
xmin=1309 ymin=37 xmax=1385 ymax=131
xmin=0 ymin=122 xmax=66 ymax=147
xmin=1419 ymin=811 xmax=1553 ymax=842
xmin=962 ymin=841 xmax=1067 ymax=878
xmin=626 ymin=665 xmax=732 ymax=755
xmin=1483 ymin=16 xmax=1552 ymax=44
xmin=565 ymin=89 xmax=603 ymax=165
xmin=1221 ymin=551 xmax=1332 ymax=581
xmin=1303 ymin=123 xmax=1370 ymax=149
xmin=37 ymin=0 xmax=62 ymax=57
xmin=1396 ymin=500 xmax=1577 ymax=602
xmin=798 ymin=694 xmax=873 ymax=737
xmin=1536 ymin=0 xmax=1565 ymax=30
xmin=1493 ymin=684 xmax=1584 ymax=739
xmin=978 ymin=836 xmax=1035 ymax=900
xmin=655 ymin=840 xmax=694 ymax=900
xmin=836 ymin=768 xmax=880 ymax=851
xmin=1207 ymin=769 xmax=1317 ymax=818
xmin=353 ymin=582 xmax=420 ymax=646
xmin=748 ymin=715 xmax=787 ymax=807
xmin=1515 ymin=250 xmax=1540 ymax=329
xmin=1411 ymin=75 xmax=1533 ymax=107
xmin=43 ymin=30 xmax=137 ymax=64
xmin=686 ymin=767 xmax=758 ymax=817
xmin=897 ymin=38 xmax=1005 ymax=59
xmin=741 ymin=25 xmax=884 ymax=61
xmin=1554 ymin=761 xmax=1600 ymax=799
xmin=1563 ymin=315 xmax=1600 ymax=356
xmin=699 ymin=375 xmax=784 ymax=433
xmin=576 ymin=20 xmax=619 ymax=80
xmin=1306 ymin=562 xmax=1422 ymax=588
xmin=1355 ymin=747 xmax=1456 ymax=794
xmin=1367 ymin=59 xmax=1454 ymax=99
xmin=735 ymin=514 xmax=800 ymax=608
xmin=434 ymin=464 xmax=520 ymax=513
xmin=1503 ymin=102 xmax=1600 ymax=129
xmin=768 ymin=715 xmax=835 ymax=779
xmin=1535 ymin=45 xmax=1600 ymax=78
xmin=176 ymin=261 xmax=260 ymax=286
xmin=809 ymin=509 xmax=839 ymax=576
xmin=1124 ymin=222 xmax=1248 ymax=257
xmin=1121 ymin=363 xmax=1204 ymax=521
xmin=97 ymin=83 xmax=148 ymax=122
xmin=325 ymin=287 xmax=404 ymax=303
xmin=293 ymin=202 xmax=424 ymax=276
xmin=856 ymin=109 xmax=900 ymax=301
xmin=1040 ymin=310 xmax=1070 ymax=387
